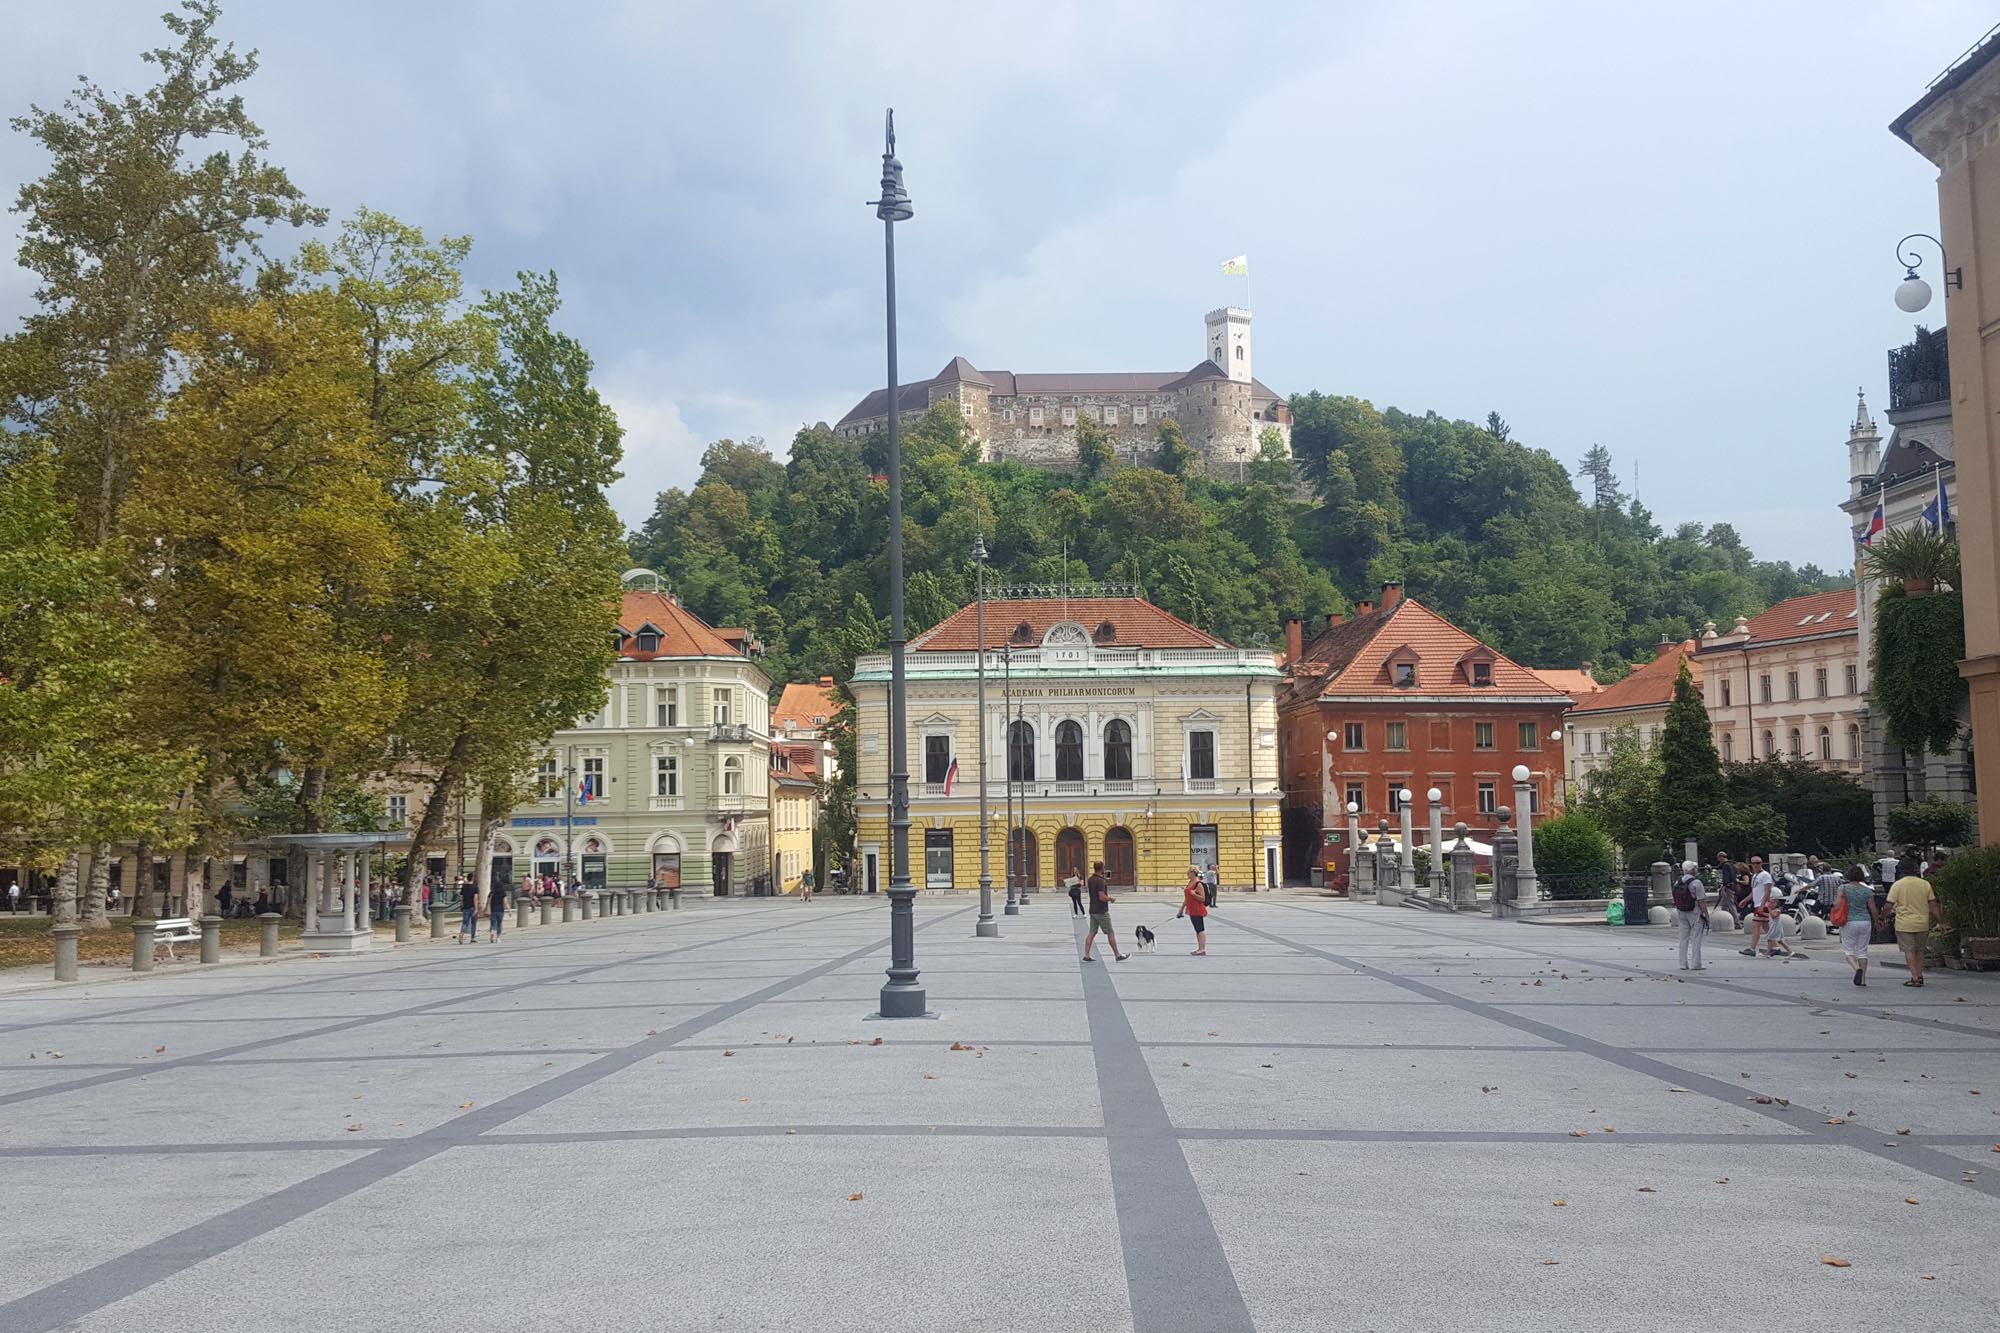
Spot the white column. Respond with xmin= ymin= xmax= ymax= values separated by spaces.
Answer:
xmin=358 ymin=851 xmax=371 ymax=931
xmin=1427 ymin=793 xmax=1445 ymax=890
xmin=1397 ymin=789 xmax=1415 ymax=885
xmin=342 ymin=850 xmax=357 ymax=932
xmin=1513 ymin=766 xmax=1539 ymax=898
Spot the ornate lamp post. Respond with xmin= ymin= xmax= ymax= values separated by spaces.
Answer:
xmin=1512 ymin=763 xmax=1540 ymax=901
xmin=973 ymin=532 xmax=998 ymax=938
xmin=1397 ymin=788 xmax=1416 ymax=885
xmin=1892 ymin=232 xmax=1960 ymax=312
xmin=872 ymin=111 xmax=925 ymax=1018
xmin=1426 ymin=787 xmax=1445 ymax=889
xmin=1003 ymin=641 xmax=1018 ymax=915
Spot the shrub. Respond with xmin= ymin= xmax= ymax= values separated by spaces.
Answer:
xmin=1932 ymin=845 xmax=2000 ymax=938
xmin=1534 ymin=812 xmax=1618 ymax=900
xmin=1695 ymin=803 xmax=1787 ymax=863
xmin=1873 ymin=590 xmax=1967 ymax=756
xmin=1885 ymin=797 xmax=1976 ymax=849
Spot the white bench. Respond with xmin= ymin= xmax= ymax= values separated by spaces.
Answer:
xmin=147 ymin=917 xmax=200 ymax=961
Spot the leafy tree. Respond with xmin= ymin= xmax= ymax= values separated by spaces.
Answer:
xmin=1653 ymin=661 xmax=1724 ymax=845
xmin=1574 ymin=727 xmax=1661 ymax=855
xmin=1075 ymin=414 xmax=1114 ymax=480
xmin=1720 ymin=759 xmax=1872 ymax=857
xmin=1885 ymin=797 xmax=1977 ymax=850
xmin=1873 ymin=590 xmax=1967 ymax=755
xmin=1533 ymin=812 xmax=1618 ymax=899
xmin=1249 ymin=427 xmax=1292 ymax=485
xmin=1154 ymin=417 xmax=1198 ymax=476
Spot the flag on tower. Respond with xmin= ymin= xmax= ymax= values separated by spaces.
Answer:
xmin=1922 ymin=466 xmax=1952 ymax=532
xmin=1859 ymin=502 xmax=1885 ymax=547
xmin=1219 ymin=254 xmax=1249 ymax=276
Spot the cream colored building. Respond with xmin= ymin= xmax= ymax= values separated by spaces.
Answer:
xmin=1563 ymin=640 xmax=1698 ymax=789
xmin=849 ymin=594 xmax=1284 ymax=893
xmin=770 ymin=743 xmax=816 ymax=893
xmin=1694 ymin=590 xmax=1864 ymax=772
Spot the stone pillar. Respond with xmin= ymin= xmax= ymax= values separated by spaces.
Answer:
xmin=430 ymin=904 xmax=447 ymax=938
xmin=1427 ymin=798 xmax=1446 ymax=891
xmin=1491 ymin=808 xmax=1517 ymax=918
xmin=199 ymin=914 xmax=221 ymax=963
xmin=1351 ymin=841 xmax=1376 ymax=897
xmin=1449 ymin=822 xmax=1478 ymax=911
xmin=394 ymin=903 xmax=412 ymax=943
xmin=1396 ymin=792 xmax=1415 ymax=887
xmin=562 ymin=895 xmax=576 ymax=923
xmin=131 ymin=919 xmax=157 ymax=972
xmin=582 ymin=892 xmax=596 ymax=920
xmin=517 ymin=897 xmax=531 ymax=929
xmin=539 ymin=897 xmax=554 ymax=926
xmin=1376 ymin=821 xmax=1401 ymax=891
xmin=1649 ymin=860 xmax=1671 ymax=911
xmin=259 ymin=911 xmax=282 ymax=956
xmin=1513 ymin=778 xmax=1539 ymax=901
xmin=357 ymin=852 xmax=371 ymax=932
xmin=52 ymin=924 xmax=80 ymax=982
xmin=1345 ymin=807 xmax=1360 ymax=893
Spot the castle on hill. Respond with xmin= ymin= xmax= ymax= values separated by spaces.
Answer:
xmin=834 ymin=308 xmax=1292 ymax=472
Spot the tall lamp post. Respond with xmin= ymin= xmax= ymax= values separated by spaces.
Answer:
xmin=872 ymin=111 xmax=925 ymax=1018
xmin=972 ymin=533 xmax=998 ymax=938
xmin=1002 ymin=642 xmax=1018 ymax=914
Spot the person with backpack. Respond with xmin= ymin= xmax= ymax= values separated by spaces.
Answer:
xmin=457 ymin=874 xmax=479 ymax=943
xmin=1672 ymin=860 xmax=1708 ymax=971
xmin=1832 ymin=864 xmax=1884 ymax=986
xmin=488 ymin=876 xmax=509 ymax=941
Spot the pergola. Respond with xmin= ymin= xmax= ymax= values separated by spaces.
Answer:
xmin=263 ymin=831 xmax=409 ymax=953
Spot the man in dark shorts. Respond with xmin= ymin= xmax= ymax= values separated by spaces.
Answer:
xmin=1082 ymin=861 xmax=1126 ymax=962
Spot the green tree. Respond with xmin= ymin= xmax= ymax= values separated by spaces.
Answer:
xmin=1574 ymin=727 xmax=1662 ymax=855
xmin=1533 ymin=812 xmax=1618 ymax=900
xmin=1652 ymin=661 xmax=1724 ymax=845
xmin=1154 ymin=417 xmax=1198 ymax=476
xmin=1721 ymin=759 xmax=1873 ymax=857
xmin=1075 ymin=413 xmax=1114 ymax=479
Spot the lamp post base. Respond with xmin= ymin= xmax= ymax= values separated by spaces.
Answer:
xmin=878 ymin=981 xmax=929 ymax=1017
xmin=975 ymin=918 xmax=1000 ymax=938
xmin=1003 ymin=900 xmax=1019 ymax=915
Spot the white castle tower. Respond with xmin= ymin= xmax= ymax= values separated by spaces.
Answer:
xmin=1205 ymin=307 xmax=1252 ymax=384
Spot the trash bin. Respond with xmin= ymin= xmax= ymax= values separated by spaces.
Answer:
xmin=1624 ymin=881 xmax=1651 ymax=927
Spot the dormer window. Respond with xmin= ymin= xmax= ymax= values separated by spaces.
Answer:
xmin=1010 ymin=621 xmax=1036 ymax=644
xmin=1394 ymin=662 xmax=1416 ymax=688
xmin=637 ymin=630 xmax=661 ymax=654
xmin=1094 ymin=621 xmax=1117 ymax=644
xmin=1471 ymin=661 xmax=1492 ymax=687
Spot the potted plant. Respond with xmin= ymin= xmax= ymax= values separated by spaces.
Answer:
xmin=1932 ymin=846 xmax=2000 ymax=966
xmin=1863 ymin=525 xmax=1959 ymax=595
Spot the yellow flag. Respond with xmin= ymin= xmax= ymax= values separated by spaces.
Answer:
xmin=1220 ymin=254 xmax=1248 ymax=276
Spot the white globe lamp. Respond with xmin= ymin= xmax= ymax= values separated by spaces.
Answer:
xmin=1895 ymin=275 xmax=1933 ymax=313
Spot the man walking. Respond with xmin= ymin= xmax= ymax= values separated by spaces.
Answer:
xmin=1739 ymin=855 xmax=1775 ymax=957
xmin=1887 ymin=858 xmax=1941 ymax=987
xmin=6 ymin=880 xmax=18 ymax=914
xmin=488 ymin=875 xmax=508 ymax=942
xmin=1712 ymin=849 xmax=1736 ymax=925
xmin=1082 ymin=861 xmax=1126 ymax=962
xmin=457 ymin=874 xmax=479 ymax=943
xmin=1672 ymin=860 xmax=1708 ymax=971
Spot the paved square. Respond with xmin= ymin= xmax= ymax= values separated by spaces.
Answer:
xmin=2 ymin=897 xmax=1997 ymax=1331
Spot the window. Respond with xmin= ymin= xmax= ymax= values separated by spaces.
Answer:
xmin=1234 ymin=345 xmax=1244 ymax=360
xmin=1188 ymin=730 xmax=1217 ymax=781
xmin=713 ymin=691 xmax=733 ymax=725
xmin=1518 ymin=722 xmax=1539 ymax=750
xmin=1845 ymin=663 xmax=1858 ymax=695
xmin=1762 ymin=729 xmax=1775 ymax=758
xmin=1103 ymin=720 xmax=1133 ymax=781
xmin=924 ymin=829 xmax=954 ymax=889
xmin=1474 ymin=722 xmax=1495 ymax=750
xmin=636 ymin=630 xmax=660 ymax=653
xmin=1818 ymin=726 xmax=1832 ymax=761
xmin=386 ymin=794 xmax=407 ymax=826
xmin=1001 ymin=408 xmax=1014 ymax=423
xmin=1098 ymin=403 xmax=1116 ymax=424
xmin=1344 ymin=781 xmax=1365 ymax=813
xmin=1008 ymin=720 xmax=1035 ymax=782
xmin=1471 ymin=661 xmax=1493 ymax=686
xmin=582 ymin=755 xmax=605 ymax=801
xmin=1721 ymin=733 xmax=1734 ymax=762
xmin=722 ymin=755 xmax=742 ymax=796
xmin=1527 ymin=785 xmax=1541 ymax=814
xmin=1788 ymin=727 xmax=1802 ymax=759
xmin=1393 ymin=661 xmax=1417 ymax=688
xmin=1815 ymin=667 xmax=1828 ymax=698
xmin=1061 ymin=405 xmax=1076 ymax=426
xmin=1055 ymin=720 xmax=1084 ymax=782
xmin=1759 ymin=674 xmax=1772 ymax=704
xmin=1344 ymin=722 xmax=1364 ymax=751
xmin=1721 ymin=678 xmax=1733 ymax=708
xmin=1385 ymin=722 xmax=1408 ymax=751
xmin=1133 ymin=404 xmax=1148 ymax=425
xmin=1643 ymin=726 xmax=1655 ymax=745
xmin=1477 ymin=781 xmax=1497 ymax=814
xmin=536 ymin=755 xmax=560 ymax=799
xmin=655 ymin=754 xmax=679 ymax=797
xmin=1848 ymin=723 xmax=1861 ymax=759
xmin=656 ymin=687 xmax=678 ymax=727
xmin=924 ymin=734 xmax=952 ymax=784
xmin=1029 ymin=406 xmax=1044 ymax=426
xmin=1786 ymin=670 xmax=1799 ymax=702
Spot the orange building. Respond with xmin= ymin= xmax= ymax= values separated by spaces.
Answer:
xmin=1278 ymin=583 xmax=1572 ymax=880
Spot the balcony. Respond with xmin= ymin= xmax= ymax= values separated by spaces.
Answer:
xmin=1185 ymin=778 xmax=1219 ymax=794
xmin=1888 ymin=329 xmax=1949 ymax=411
xmin=647 ymin=796 xmax=684 ymax=813
xmin=707 ymin=723 xmax=751 ymax=743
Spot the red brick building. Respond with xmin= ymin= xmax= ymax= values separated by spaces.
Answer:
xmin=1277 ymin=583 xmax=1573 ymax=880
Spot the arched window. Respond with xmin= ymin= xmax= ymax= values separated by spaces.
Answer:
xmin=1721 ymin=733 xmax=1734 ymax=762
xmin=1788 ymin=728 xmax=1802 ymax=759
xmin=1103 ymin=719 xmax=1133 ymax=781
xmin=1008 ymin=720 xmax=1036 ymax=782
xmin=1762 ymin=730 xmax=1775 ymax=758
xmin=1848 ymin=723 xmax=1861 ymax=760
xmin=1055 ymin=721 xmax=1084 ymax=782
xmin=1818 ymin=727 xmax=1832 ymax=761
xmin=722 ymin=755 xmax=742 ymax=796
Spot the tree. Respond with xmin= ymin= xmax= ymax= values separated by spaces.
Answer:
xmin=1249 ymin=427 xmax=1292 ymax=485
xmin=1074 ymin=414 xmax=1114 ymax=479
xmin=1153 ymin=417 xmax=1198 ymax=476
xmin=1484 ymin=411 xmax=1511 ymax=442
xmin=1653 ymin=661 xmax=1724 ymax=845
xmin=1721 ymin=759 xmax=1873 ymax=856
xmin=1574 ymin=727 xmax=1661 ymax=856
xmin=1885 ymin=797 xmax=1977 ymax=850
xmin=1534 ymin=812 xmax=1618 ymax=899
xmin=1873 ymin=590 xmax=1967 ymax=756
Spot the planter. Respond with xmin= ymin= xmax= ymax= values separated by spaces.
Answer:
xmin=1965 ymin=936 xmax=2000 ymax=962
xmin=1903 ymin=578 xmax=1936 ymax=595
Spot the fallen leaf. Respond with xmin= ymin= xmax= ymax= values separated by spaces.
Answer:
xmin=1207 ymin=1030 xmax=1220 ymax=1037
xmin=1845 ymin=1072 xmax=1858 ymax=1079
xmin=1533 ymin=979 xmax=1544 ymax=987
xmin=737 ymin=1096 xmax=750 ymax=1103
xmin=1636 ymin=1187 xmax=1657 ymax=1193
xmin=1825 ymin=1118 xmax=1845 ymax=1125
xmin=1716 ymin=1178 xmax=1730 ymax=1184
xmin=1821 ymin=1257 xmax=1851 ymax=1268
xmin=1552 ymin=1199 xmax=1567 ymax=1207
xmin=1897 ymin=1128 xmax=1911 ymax=1136
xmin=723 ymin=1050 xmax=735 ymax=1057
xmin=1569 ymin=1130 xmax=1589 ymax=1137
xmin=1181 ymin=1061 xmax=1191 ymax=1067
xmin=847 ymin=1193 xmax=864 ymax=1202
xmin=923 ymin=1074 xmax=937 ymax=1080
xmin=459 ymin=1101 xmax=474 ymax=1109
xmin=1754 ymin=1095 xmax=1775 ymax=1105
xmin=950 ymin=1042 xmax=970 ymax=1051
xmin=1921 ymin=1274 xmax=1936 ymax=1281
xmin=646 ymin=1029 xmax=657 ymax=1037
xmin=346 ymin=1124 xmax=362 ymax=1133
xmin=47 ymin=1052 xmax=61 ymax=1059
xmin=1905 ymin=1197 xmax=1920 ymax=1205
xmin=869 ymin=1037 xmax=884 ymax=1047
xmin=1603 ymin=1127 xmax=1617 ymax=1134
xmin=154 ymin=1045 xmax=166 ymax=1054
xmin=1540 ymin=1259 xmax=1560 ymax=1266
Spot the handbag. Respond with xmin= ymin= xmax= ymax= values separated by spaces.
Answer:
xmin=1830 ymin=892 xmax=1849 ymax=927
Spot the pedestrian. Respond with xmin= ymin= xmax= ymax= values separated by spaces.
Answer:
xmin=6 ymin=880 xmax=18 ymax=914
xmin=1672 ymin=860 xmax=1708 ymax=971
xmin=1203 ymin=861 xmax=1219 ymax=909
xmin=1067 ymin=874 xmax=1085 ymax=916
xmin=1812 ymin=858 xmax=1846 ymax=916
xmin=1082 ymin=861 xmax=1125 ymax=962
xmin=457 ymin=874 xmax=479 ymax=943
xmin=1712 ymin=850 xmax=1736 ymax=924
xmin=1833 ymin=864 xmax=1884 ymax=987
xmin=488 ymin=876 xmax=508 ymax=942
xmin=1886 ymin=858 xmax=1941 ymax=987
xmin=800 ymin=868 xmax=814 ymax=902
xmin=1180 ymin=865 xmax=1209 ymax=956
xmin=1739 ymin=855 xmax=1775 ymax=957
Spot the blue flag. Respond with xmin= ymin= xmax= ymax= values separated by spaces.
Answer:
xmin=1922 ymin=467 xmax=1952 ymax=532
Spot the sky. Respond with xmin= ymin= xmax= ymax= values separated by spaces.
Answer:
xmin=0 ymin=0 xmax=1988 ymax=572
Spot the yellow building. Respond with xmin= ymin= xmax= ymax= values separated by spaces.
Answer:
xmin=849 ymin=593 xmax=1284 ymax=893
xmin=769 ymin=742 xmax=817 ymax=893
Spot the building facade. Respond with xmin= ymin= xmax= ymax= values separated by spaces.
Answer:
xmin=770 ymin=743 xmax=816 ymax=893
xmin=849 ymin=594 xmax=1284 ymax=894
xmin=1694 ymin=590 xmax=1864 ymax=773
xmin=835 ymin=308 xmax=1291 ymax=474
xmin=1277 ymin=583 xmax=1572 ymax=879
xmin=1893 ymin=30 xmax=2000 ymax=836
xmin=1563 ymin=640 xmax=1700 ymax=790
xmin=494 ymin=579 xmax=773 ymax=895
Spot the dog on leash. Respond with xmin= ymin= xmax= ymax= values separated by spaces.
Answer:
xmin=1133 ymin=924 xmax=1156 ymax=952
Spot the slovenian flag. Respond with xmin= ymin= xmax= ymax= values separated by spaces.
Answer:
xmin=578 ymin=774 xmax=597 ymax=804
xmin=1922 ymin=468 xmax=1952 ymax=532
xmin=1859 ymin=502 xmax=1885 ymax=547
xmin=943 ymin=757 xmax=958 ymax=795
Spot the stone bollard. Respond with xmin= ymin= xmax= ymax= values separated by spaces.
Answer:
xmin=131 ymin=919 xmax=157 ymax=973
xmin=626 ymin=889 xmax=637 ymax=915
xmin=518 ymin=898 xmax=531 ymax=929
xmin=1351 ymin=846 xmax=1376 ymax=899
xmin=582 ymin=892 xmax=596 ymax=920
xmin=200 ymin=915 xmax=222 ymax=964
xmin=540 ymin=897 xmax=554 ymax=926
xmin=394 ymin=904 xmax=412 ymax=943
xmin=52 ymin=924 xmax=80 ymax=982
xmin=1491 ymin=809 xmax=1518 ymax=918
xmin=644 ymin=889 xmax=655 ymax=912
xmin=1647 ymin=905 xmax=1671 ymax=925
xmin=1449 ymin=828 xmax=1478 ymax=911
xmin=430 ymin=906 xmax=447 ymax=939
xmin=259 ymin=911 xmax=282 ymax=956
xmin=1800 ymin=915 xmax=1828 ymax=941
xmin=562 ymin=895 xmax=576 ymax=923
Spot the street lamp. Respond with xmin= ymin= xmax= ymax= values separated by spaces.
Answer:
xmin=1512 ymin=762 xmax=1540 ymax=899
xmin=871 ymin=110 xmax=925 ymax=1018
xmin=1426 ymin=786 xmax=1444 ymax=890
xmin=973 ymin=532 xmax=998 ymax=939
xmin=1002 ymin=640 xmax=1018 ymax=915
xmin=1397 ymin=787 xmax=1416 ymax=886
xmin=1893 ymin=232 xmax=1960 ymax=312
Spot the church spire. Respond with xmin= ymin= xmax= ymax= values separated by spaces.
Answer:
xmin=1851 ymin=386 xmax=1876 ymax=437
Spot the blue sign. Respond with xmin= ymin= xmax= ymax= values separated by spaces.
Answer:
xmin=511 ymin=817 xmax=598 ymax=828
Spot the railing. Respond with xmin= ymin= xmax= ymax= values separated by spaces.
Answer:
xmin=853 ymin=646 xmax=1279 ymax=674
xmin=1185 ymin=778 xmax=1218 ymax=793
xmin=647 ymin=796 xmax=684 ymax=813
xmin=1053 ymin=781 xmax=1085 ymax=795
xmin=707 ymin=723 xmax=751 ymax=743
xmin=1888 ymin=331 xmax=1949 ymax=411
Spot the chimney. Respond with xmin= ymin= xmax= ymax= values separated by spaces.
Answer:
xmin=1379 ymin=580 xmax=1404 ymax=610
xmin=818 ymin=675 xmax=833 ymax=687
xmin=1655 ymin=635 xmax=1676 ymax=661
xmin=1356 ymin=600 xmax=1374 ymax=616
xmin=1327 ymin=612 xmax=1344 ymax=629
xmin=1580 ymin=660 xmax=1592 ymax=675
xmin=1283 ymin=616 xmax=1303 ymax=662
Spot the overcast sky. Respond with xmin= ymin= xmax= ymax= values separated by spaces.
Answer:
xmin=2 ymin=0 xmax=1987 ymax=571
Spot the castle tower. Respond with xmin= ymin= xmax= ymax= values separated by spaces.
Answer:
xmin=1847 ymin=387 xmax=1881 ymax=500
xmin=1204 ymin=307 xmax=1252 ymax=384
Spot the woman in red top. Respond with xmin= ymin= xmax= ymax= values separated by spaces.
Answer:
xmin=1182 ymin=865 xmax=1209 ymax=955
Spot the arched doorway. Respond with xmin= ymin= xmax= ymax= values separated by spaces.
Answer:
xmin=1104 ymin=827 xmax=1135 ymax=887
xmin=1055 ymin=827 xmax=1087 ymax=885
xmin=1007 ymin=827 xmax=1039 ymax=888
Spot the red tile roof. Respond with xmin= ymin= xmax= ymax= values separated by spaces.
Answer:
xmin=774 ymin=680 xmax=838 ymax=732
xmin=1568 ymin=642 xmax=1700 ymax=718
xmin=1536 ymin=668 xmax=1603 ymax=700
xmin=1288 ymin=597 xmax=1572 ymax=700
xmin=615 ymin=590 xmax=741 ymax=659
xmin=908 ymin=597 xmax=1231 ymax=652
xmin=1736 ymin=588 xmax=1858 ymax=646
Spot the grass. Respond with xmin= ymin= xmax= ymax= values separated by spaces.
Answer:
xmin=0 ymin=916 xmax=392 ymax=971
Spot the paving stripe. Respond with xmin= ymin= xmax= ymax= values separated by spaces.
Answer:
xmin=1077 ymin=920 xmax=1256 ymax=1333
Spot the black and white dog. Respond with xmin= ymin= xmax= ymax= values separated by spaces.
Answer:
xmin=1133 ymin=924 xmax=1156 ymax=952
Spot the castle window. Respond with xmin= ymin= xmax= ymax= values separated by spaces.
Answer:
xmin=1133 ymin=404 xmax=1147 ymax=425
xmin=1061 ymin=405 xmax=1076 ymax=426
xmin=1099 ymin=403 xmax=1115 ymax=423
xmin=1001 ymin=408 xmax=1014 ymax=423
xmin=1011 ymin=621 xmax=1035 ymax=644
xmin=1235 ymin=345 xmax=1244 ymax=360
xmin=1030 ymin=406 xmax=1043 ymax=426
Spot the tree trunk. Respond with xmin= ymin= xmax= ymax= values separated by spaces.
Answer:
xmin=83 ymin=843 xmax=111 ymax=927
xmin=132 ymin=841 xmax=157 ymax=921
xmin=472 ymin=801 xmax=504 ymax=900
xmin=53 ymin=850 xmax=81 ymax=928
xmin=285 ymin=765 xmax=327 ymax=921
xmin=402 ymin=753 xmax=466 ymax=905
